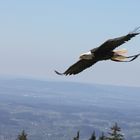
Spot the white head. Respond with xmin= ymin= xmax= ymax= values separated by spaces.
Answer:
xmin=79 ymin=51 xmax=93 ymax=60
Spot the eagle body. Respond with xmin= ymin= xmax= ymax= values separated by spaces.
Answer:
xmin=55 ymin=27 xmax=140 ymax=75
xmin=80 ymin=49 xmax=114 ymax=62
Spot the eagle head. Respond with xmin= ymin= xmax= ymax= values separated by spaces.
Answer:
xmin=79 ymin=51 xmax=93 ymax=60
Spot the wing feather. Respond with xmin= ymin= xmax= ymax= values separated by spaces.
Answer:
xmin=64 ymin=59 xmax=97 ymax=75
xmin=94 ymin=27 xmax=140 ymax=53
xmin=55 ymin=59 xmax=97 ymax=75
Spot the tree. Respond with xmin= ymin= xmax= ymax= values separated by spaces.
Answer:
xmin=99 ymin=132 xmax=106 ymax=140
xmin=17 ymin=130 xmax=28 ymax=140
xmin=73 ymin=131 xmax=80 ymax=140
xmin=107 ymin=123 xmax=124 ymax=140
xmin=89 ymin=131 xmax=96 ymax=140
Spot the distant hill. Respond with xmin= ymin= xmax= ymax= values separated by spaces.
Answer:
xmin=0 ymin=78 xmax=140 ymax=140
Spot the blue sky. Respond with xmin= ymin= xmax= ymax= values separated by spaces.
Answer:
xmin=0 ymin=0 xmax=140 ymax=86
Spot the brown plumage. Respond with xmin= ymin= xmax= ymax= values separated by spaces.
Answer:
xmin=55 ymin=27 xmax=140 ymax=75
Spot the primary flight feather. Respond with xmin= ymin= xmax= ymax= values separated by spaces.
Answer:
xmin=55 ymin=27 xmax=140 ymax=75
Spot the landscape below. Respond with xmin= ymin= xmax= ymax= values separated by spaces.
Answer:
xmin=0 ymin=78 xmax=140 ymax=140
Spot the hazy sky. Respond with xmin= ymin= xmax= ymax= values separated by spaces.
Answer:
xmin=0 ymin=0 xmax=140 ymax=86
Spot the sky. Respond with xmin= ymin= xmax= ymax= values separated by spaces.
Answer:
xmin=0 ymin=0 xmax=140 ymax=86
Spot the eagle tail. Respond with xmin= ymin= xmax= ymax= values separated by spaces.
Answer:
xmin=54 ymin=70 xmax=64 ymax=75
xmin=112 ymin=49 xmax=128 ymax=61
xmin=111 ymin=56 xmax=127 ymax=61
xmin=113 ymin=49 xmax=127 ymax=55
xmin=111 ymin=53 xmax=140 ymax=62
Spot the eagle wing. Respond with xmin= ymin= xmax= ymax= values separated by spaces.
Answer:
xmin=55 ymin=59 xmax=97 ymax=75
xmin=92 ymin=27 xmax=140 ymax=53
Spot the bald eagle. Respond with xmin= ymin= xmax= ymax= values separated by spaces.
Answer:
xmin=55 ymin=27 xmax=140 ymax=75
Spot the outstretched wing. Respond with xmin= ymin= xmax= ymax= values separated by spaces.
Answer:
xmin=93 ymin=27 xmax=140 ymax=53
xmin=55 ymin=59 xmax=97 ymax=75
